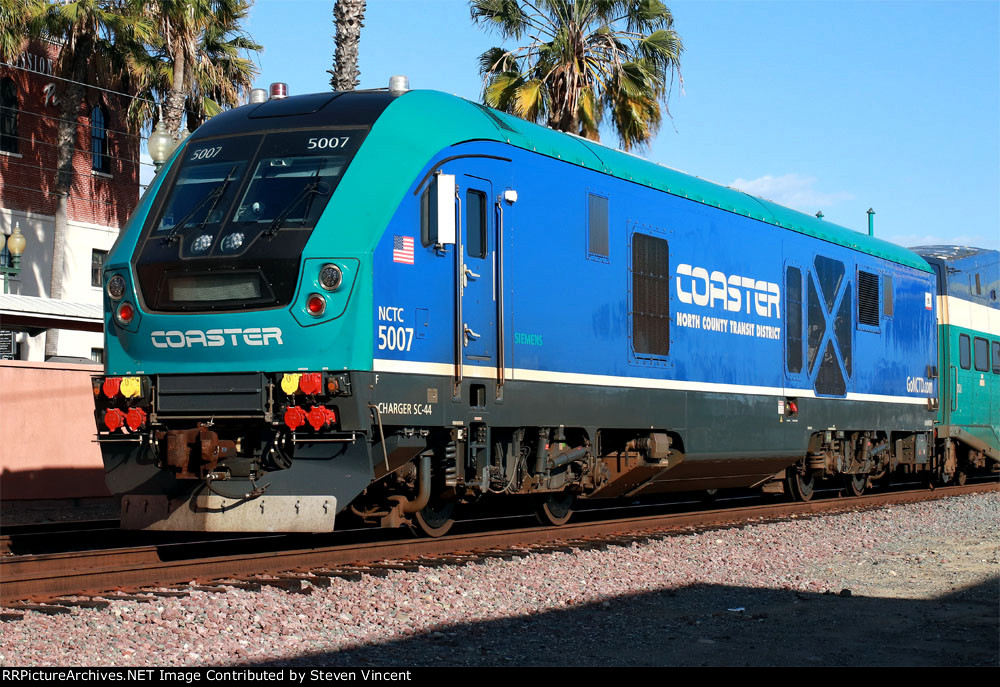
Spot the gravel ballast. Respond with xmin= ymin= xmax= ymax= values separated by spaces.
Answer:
xmin=1 ymin=492 xmax=997 ymax=667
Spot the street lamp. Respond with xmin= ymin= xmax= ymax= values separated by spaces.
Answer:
xmin=1 ymin=221 xmax=27 ymax=294
xmin=148 ymin=120 xmax=178 ymax=171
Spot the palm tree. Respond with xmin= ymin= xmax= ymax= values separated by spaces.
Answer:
xmin=471 ymin=0 xmax=683 ymax=151
xmin=328 ymin=0 xmax=366 ymax=91
xmin=38 ymin=0 xmax=152 ymax=358
xmin=130 ymin=0 xmax=260 ymax=138
xmin=0 ymin=0 xmax=46 ymax=62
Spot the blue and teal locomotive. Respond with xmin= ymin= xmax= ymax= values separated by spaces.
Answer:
xmin=92 ymin=84 xmax=998 ymax=534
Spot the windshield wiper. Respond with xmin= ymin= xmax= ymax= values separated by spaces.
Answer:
xmin=160 ymin=164 xmax=238 ymax=245
xmin=263 ymin=177 xmax=331 ymax=238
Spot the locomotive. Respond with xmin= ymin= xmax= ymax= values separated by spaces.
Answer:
xmin=92 ymin=83 xmax=999 ymax=535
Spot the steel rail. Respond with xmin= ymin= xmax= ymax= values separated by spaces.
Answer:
xmin=1 ymin=482 xmax=995 ymax=604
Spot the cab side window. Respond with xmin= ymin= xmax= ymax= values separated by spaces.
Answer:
xmin=959 ymin=334 xmax=971 ymax=370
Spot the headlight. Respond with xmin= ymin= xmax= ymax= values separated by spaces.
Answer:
xmin=106 ymin=274 xmax=126 ymax=301
xmin=319 ymin=263 xmax=343 ymax=291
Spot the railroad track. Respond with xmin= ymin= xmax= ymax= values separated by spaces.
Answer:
xmin=1 ymin=482 xmax=994 ymax=608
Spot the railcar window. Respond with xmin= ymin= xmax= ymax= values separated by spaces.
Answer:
xmin=815 ymin=340 xmax=846 ymax=396
xmin=785 ymin=267 xmax=803 ymax=374
xmin=588 ymin=193 xmax=609 ymax=259
xmin=631 ymin=233 xmax=670 ymax=357
xmin=465 ymin=190 xmax=487 ymax=258
xmin=992 ymin=341 xmax=999 ymax=374
xmin=974 ymin=337 xmax=989 ymax=372
xmin=807 ymin=279 xmax=825 ymax=373
xmin=883 ymin=275 xmax=893 ymax=317
xmin=814 ymin=256 xmax=844 ymax=313
xmin=857 ymin=270 xmax=879 ymax=328
xmin=835 ymin=283 xmax=853 ymax=378
xmin=959 ymin=334 xmax=971 ymax=370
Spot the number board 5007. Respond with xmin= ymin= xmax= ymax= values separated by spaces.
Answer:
xmin=307 ymin=137 xmax=350 ymax=150
xmin=191 ymin=146 xmax=222 ymax=161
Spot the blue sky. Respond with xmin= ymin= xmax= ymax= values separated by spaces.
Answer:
xmin=234 ymin=0 xmax=999 ymax=250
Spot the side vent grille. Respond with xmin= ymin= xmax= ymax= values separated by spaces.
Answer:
xmin=858 ymin=270 xmax=880 ymax=327
xmin=631 ymin=233 xmax=670 ymax=357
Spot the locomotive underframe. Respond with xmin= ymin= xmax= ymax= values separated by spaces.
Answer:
xmin=95 ymin=369 xmax=961 ymax=532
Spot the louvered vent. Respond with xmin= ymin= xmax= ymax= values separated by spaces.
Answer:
xmin=858 ymin=270 xmax=880 ymax=327
xmin=631 ymin=233 xmax=670 ymax=356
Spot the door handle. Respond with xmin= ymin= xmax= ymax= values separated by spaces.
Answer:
xmin=463 ymin=265 xmax=480 ymax=287
xmin=464 ymin=324 xmax=480 ymax=347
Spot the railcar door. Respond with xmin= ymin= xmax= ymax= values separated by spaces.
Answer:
xmin=454 ymin=159 xmax=512 ymax=385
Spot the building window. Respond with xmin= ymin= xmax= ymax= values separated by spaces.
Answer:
xmin=631 ymin=233 xmax=670 ymax=357
xmin=91 ymin=104 xmax=110 ymax=172
xmin=587 ymin=193 xmax=609 ymax=259
xmin=90 ymin=348 xmax=104 ymax=364
xmin=1 ymin=78 xmax=18 ymax=154
xmin=91 ymin=249 xmax=107 ymax=287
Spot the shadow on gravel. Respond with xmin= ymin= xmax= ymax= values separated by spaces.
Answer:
xmin=249 ymin=576 xmax=999 ymax=667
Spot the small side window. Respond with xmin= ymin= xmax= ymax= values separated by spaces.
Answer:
xmin=992 ymin=341 xmax=1000 ymax=374
xmin=959 ymin=334 xmax=971 ymax=370
xmin=883 ymin=275 xmax=893 ymax=317
xmin=465 ymin=189 xmax=487 ymax=258
xmin=974 ymin=337 xmax=989 ymax=372
xmin=587 ymin=193 xmax=609 ymax=259
xmin=785 ymin=266 xmax=802 ymax=374
xmin=419 ymin=185 xmax=431 ymax=246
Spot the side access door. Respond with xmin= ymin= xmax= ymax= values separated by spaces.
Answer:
xmin=452 ymin=158 xmax=512 ymax=392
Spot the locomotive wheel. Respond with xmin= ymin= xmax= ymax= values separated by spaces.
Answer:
xmin=533 ymin=492 xmax=575 ymax=526
xmin=786 ymin=470 xmax=815 ymax=502
xmin=412 ymin=500 xmax=456 ymax=538
xmin=844 ymin=473 xmax=867 ymax=497
xmin=955 ymin=470 xmax=968 ymax=487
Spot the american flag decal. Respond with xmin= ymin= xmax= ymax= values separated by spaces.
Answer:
xmin=393 ymin=235 xmax=415 ymax=264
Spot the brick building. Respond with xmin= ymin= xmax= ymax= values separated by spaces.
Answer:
xmin=1 ymin=39 xmax=140 ymax=362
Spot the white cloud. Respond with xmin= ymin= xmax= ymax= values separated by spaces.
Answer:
xmin=728 ymin=173 xmax=854 ymax=214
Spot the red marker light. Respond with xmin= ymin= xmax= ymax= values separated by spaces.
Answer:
xmin=306 ymin=405 xmax=336 ymax=431
xmin=299 ymin=372 xmax=322 ymax=396
xmin=306 ymin=293 xmax=326 ymax=317
xmin=102 ymin=377 xmax=122 ymax=398
xmin=103 ymin=408 xmax=127 ymax=432
xmin=116 ymin=302 xmax=135 ymax=325
xmin=125 ymin=407 xmax=147 ymax=431
xmin=284 ymin=406 xmax=307 ymax=431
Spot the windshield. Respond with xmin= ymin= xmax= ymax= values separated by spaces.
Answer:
xmin=143 ymin=128 xmax=364 ymax=259
xmin=133 ymin=127 xmax=366 ymax=312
